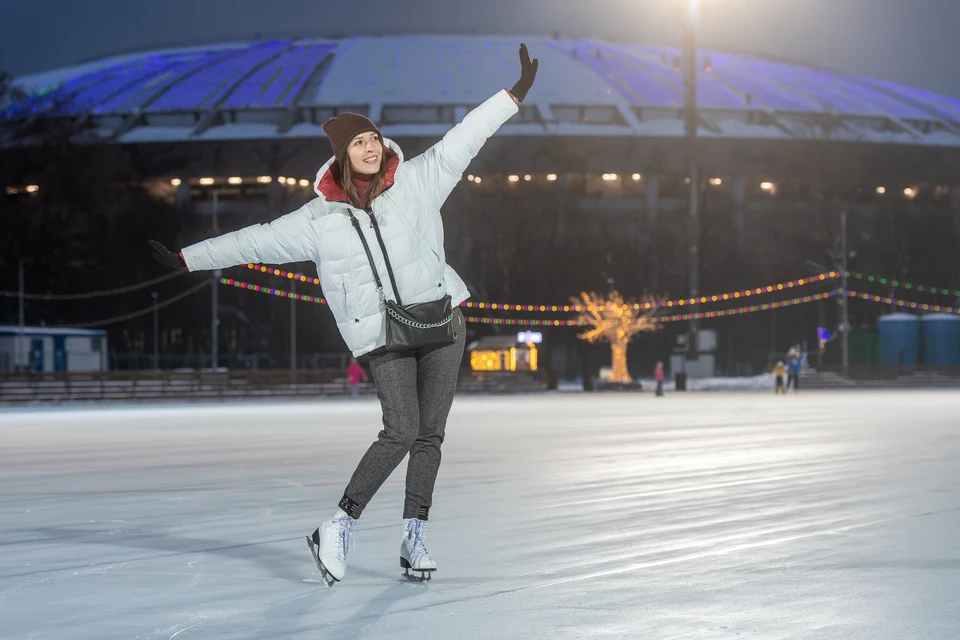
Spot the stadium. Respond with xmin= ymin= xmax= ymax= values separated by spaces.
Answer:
xmin=5 ymin=34 xmax=960 ymax=376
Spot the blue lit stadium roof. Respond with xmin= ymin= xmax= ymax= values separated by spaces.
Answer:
xmin=8 ymin=35 xmax=960 ymax=147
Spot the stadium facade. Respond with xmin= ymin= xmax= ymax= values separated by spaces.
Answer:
xmin=5 ymin=35 xmax=960 ymax=374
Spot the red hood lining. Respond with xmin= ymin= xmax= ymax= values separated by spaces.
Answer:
xmin=316 ymin=148 xmax=400 ymax=205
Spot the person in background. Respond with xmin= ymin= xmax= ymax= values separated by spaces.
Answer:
xmin=654 ymin=361 xmax=665 ymax=397
xmin=786 ymin=347 xmax=801 ymax=392
xmin=346 ymin=357 xmax=368 ymax=397
xmin=773 ymin=360 xmax=786 ymax=395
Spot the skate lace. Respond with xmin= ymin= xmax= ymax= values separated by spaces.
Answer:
xmin=334 ymin=515 xmax=357 ymax=564
xmin=408 ymin=519 xmax=429 ymax=559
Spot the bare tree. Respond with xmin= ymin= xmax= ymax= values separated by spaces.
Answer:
xmin=573 ymin=290 xmax=662 ymax=383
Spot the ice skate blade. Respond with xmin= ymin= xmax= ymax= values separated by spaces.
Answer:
xmin=402 ymin=568 xmax=434 ymax=582
xmin=400 ymin=556 xmax=436 ymax=582
xmin=306 ymin=533 xmax=339 ymax=587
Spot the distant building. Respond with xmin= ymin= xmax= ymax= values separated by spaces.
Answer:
xmin=0 ymin=326 xmax=108 ymax=373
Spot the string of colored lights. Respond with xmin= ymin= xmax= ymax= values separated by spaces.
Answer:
xmin=222 ymin=278 xmax=834 ymax=325
xmin=243 ymin=262 xmax=839 ymax=312
xmin=656 ymin=292 xmax=836 ymax=322
xmin=221 ymin=278 xmax=327 ymax=304
xmin=848 ymin=273 xmax=960 ymax=297
xmin=846 ymin=291 xmax=960 ymax=315
xmin=465 ymin=273 xmax=838 ymax=312
xmin=242 ymin=263 xmax=321 ymax=285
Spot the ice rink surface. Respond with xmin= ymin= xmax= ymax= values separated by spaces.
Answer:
xmin=2 ymin=391 xmax=959 ymax=639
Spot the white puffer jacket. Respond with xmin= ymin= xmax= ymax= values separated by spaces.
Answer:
xmin=181 ymin=89 xmax=519 ymax=357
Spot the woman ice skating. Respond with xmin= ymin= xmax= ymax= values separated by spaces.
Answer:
xmin=148 ymin=44 xmax=538 ymax=585
xmin=654 ymin=361 xmax=665 ymax=397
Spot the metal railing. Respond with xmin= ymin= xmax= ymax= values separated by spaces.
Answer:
xmin=0 ymin=369 xmax=547 ymax=404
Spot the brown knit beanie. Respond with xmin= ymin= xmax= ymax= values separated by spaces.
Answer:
xmin=322 ymin=113 xmax=382 ymax=160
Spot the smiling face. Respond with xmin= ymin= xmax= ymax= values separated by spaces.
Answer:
xmin=346 ymin=131 xmax=383 ymax=175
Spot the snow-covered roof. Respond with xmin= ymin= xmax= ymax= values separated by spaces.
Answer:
xmin=877 ymin=313 xmax=921 ymax=323
xmin=7 ymin=34 xmax=960 ymax=147
xmin=0 ymin=326 xmax=107 ymax=336
xmin=921 ymin=313 xmax=960 ymax=322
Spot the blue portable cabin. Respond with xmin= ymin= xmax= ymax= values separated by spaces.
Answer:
xmin=920 ymin=313 xmax=960 ymax=366
xmin=0 ymin=326 xmax=109 ymax=372
xmin=877 ymin=313 xmax=921 ymax=366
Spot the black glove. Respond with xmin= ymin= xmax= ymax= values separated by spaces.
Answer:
xmin=510 ymin=43 xmax=538 ymax=103
xmin=149 ymin=240 xmax=186 ymax=269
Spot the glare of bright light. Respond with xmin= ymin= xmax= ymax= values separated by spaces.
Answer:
xmin=25 ymin=184 xmax=39 ymax=193
xmin=278 ymin=177 xmax=287 ymax=184
xmin=760 ymin=181 xmax=775 ymax=191
xmin=228 ymin=177 xmax=243 ymax=185
xmin=199 ymin=177 xmax=214 ymax=186
xmin=170 ymin=178 xmax=181 ymax=186
xmin=257 ymin=176 xmax=272 ymax=183
xmin=299 ymin=179 xmax=310 ymax=187
xmin=876 ymin=186 xmax=885 ymax=195
xmin=546 ymin=173 xmax=557 ymax=181
xmin=602 ymin=173 xmax=619 ymax=181
xmin=709 ymin=177 xmax=723 ymax=186
xmin=508 ymin=175 xmax=520 ymax=182
xmin=632 ymin=173 xmax=642 ymax=181
xmin=474 ymin=176 xmax=482 ymax=184
xmin=467 ymin=175 xmax=475 ymax=182
xmin=524 ymin=174 xmax=532 ymax=181
xmin=904 ymin=187 xmax=916 ymax=198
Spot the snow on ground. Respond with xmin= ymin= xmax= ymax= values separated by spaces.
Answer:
xmin=2 ymin=391 xmax=959 ymax=639
xmin=559 ymin=374 xmax=776 ymax=392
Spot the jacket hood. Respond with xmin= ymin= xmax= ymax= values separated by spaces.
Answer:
xmin=313 ymin=137 xmax=404 ymax=204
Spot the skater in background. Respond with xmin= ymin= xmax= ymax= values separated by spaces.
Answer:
xmin=346 ymin=357 xmax=368 ymax=397
xmin=786 ymin=346 xmax=801 ymax=392
xmin=773 ymin=360 xmax=786 ymax=395
xmin=148 ymin=44 xmax=538 ymax=585
xmin=654 ymin=361 xmax=665 ymax=396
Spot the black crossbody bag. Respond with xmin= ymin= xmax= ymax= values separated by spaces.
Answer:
xmin=349 ymin=211 xmax=455 ymax=352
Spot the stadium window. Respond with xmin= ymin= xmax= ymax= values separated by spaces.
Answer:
xmin=551 ymin=105 xmax=625 ymax=125
xmin=551 ymin=106 xmax=581 ymax=123
xmin=517 ymin=105 xmax=540 ymax=123
xmin=381 ymin=106 xmax=456 ymax=124
xmin=309 ymin=106 xmax=369 ymax=124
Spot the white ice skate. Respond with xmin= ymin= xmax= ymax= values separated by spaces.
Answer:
xmin=306 ymin=510 xmax=356 ymax=586
xmin=400 ymin=518 xmax=436 ymax=582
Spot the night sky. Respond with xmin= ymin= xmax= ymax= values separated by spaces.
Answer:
xmin=2 ymin=0 xmax=959 ymax=98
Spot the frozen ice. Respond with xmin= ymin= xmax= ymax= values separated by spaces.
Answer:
xmin=2 ymin=391 xmax=958 ymax=638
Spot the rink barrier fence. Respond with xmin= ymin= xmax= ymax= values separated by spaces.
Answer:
xmin=0 ymin=369 xmax=547 ymax=404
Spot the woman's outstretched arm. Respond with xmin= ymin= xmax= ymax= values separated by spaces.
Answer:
xmin=151 ymin=202 xmax=318 ymax=272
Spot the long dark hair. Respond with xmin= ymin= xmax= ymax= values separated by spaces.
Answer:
xmin=339 ymin=146 xmax=388 ymax=208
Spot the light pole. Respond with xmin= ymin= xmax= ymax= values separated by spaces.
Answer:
xmin=18 ymin=259 xmax=25 ymax=372
xmin=840 ymin=209 xmax=850 ymax=377
xmin=681 ymin=0 xmax=701 ymax=362
xmin=211 ymin=189 xmax=220 ymax=370
xmin=151 ymin=291 xmax=159 ymax=370
xmin=290 ymin=280 xmax=297 ymax=371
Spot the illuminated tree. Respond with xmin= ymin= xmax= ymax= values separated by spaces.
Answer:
xmin=574 ymin=291 xmax=662 ymax=383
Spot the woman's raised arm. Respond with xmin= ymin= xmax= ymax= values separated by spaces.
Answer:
xmin=404 ymin=43 xmax=538 ymax=209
